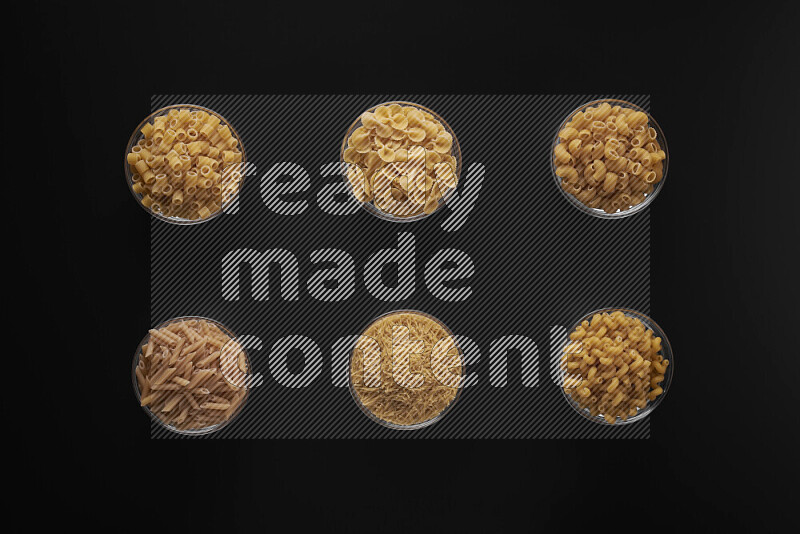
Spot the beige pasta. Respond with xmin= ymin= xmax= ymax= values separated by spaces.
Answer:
xmin=127 ymin=107 xmax=244 ymax=221
xmin=554 ymin=102 xmax=664 ymax=214
xmin=135 ymin=318 xmax=250 ymax=432
xmin=561 ymin=311 xmax=668 ymax=423
xmin=350 ymin=311 xmax=463 ymax=427
xmin=343 ymin=103 xmax=458 ymax=218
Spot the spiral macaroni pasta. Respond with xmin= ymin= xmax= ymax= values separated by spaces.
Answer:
xmin=562 ymin=311 xmax=668 ymax=424
xmin=554 ymin=101 xmax=665 ymax=214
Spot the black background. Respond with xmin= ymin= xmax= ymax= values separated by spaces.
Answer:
xmin=8 ymin=1 xmax=798 ymax=531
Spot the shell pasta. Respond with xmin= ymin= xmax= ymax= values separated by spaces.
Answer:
xmin=135 ymin=318 xmax=250 ymax=432
xmin=343 ymin=103 xmax=459 ymax=218
xmin=562 ymin=311 xmax=669 ymax=424
xmin=126 ymin=106 xmax=244 ymax=221
xmin=553 ymin=101 xmax=666 ymax=214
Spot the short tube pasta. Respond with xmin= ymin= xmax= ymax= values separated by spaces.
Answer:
xmin=126 ymin=106 xmax=244 ymax=221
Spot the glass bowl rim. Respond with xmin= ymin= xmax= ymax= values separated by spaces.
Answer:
xmin=558 ymin=306 xmax=674 ymax=426
xmin=124 ymin=103 xmax=247 ymax=226
xmin=550 ymin=98 xmax=669 ymax=220
xmin=339 ymin=100 xmax=463 ymax=223
xmin=347 ymin=308 xmax=465 ymax=431
xmin=131 ymin=315 xmax=252 ymax=436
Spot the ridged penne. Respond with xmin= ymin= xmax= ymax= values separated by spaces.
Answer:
xmin=135 ymin=318 xmax=250 ymax=432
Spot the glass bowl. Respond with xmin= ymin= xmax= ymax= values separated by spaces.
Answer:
xmin=559 ymin=307 xmax=674 ymax=426
xmin=550 ymin=98 xmax=669 ymax=219
xmin=124 ymin=104 xmax=246 ymax=225
xmin=340 ymin=101 xmax=462 ymax=223
xmin=348 ymin=309 xmax=464 ymax=430
xmin=131 ymin=315 xmax=251 ymax=436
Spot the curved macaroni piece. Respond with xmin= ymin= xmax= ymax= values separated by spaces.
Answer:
xmin=554 ymin=103 xmax=663 ymax=213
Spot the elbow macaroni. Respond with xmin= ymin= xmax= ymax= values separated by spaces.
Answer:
xmin=343 ymin=103 xmax=458 ymax=218
xmin=554 ymin=102 xmax=665 ymax=214
xmin=127 ymin=107 xmax=243 ymax=221
xmin=562 ymin=311 xmax=669 ymax=423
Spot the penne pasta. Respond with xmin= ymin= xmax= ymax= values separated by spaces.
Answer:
xmin=135 ymin=318 xmax=249 ymax=432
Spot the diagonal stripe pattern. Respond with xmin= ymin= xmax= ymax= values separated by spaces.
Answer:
xmin=149 ymin=94 xmax=652 ymax=439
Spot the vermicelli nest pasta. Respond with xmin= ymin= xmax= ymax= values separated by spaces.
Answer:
xmin=126 ymin=107 xmax=244 ymax=221
xmin=135 ymin=318 xmax=250 ymax=432
xmin=553 ymin=101 xmax=665 ymax=214
xmin=343 ymin=103 xmax=459 ymax=218
xmin=350 ymin=312 xmax=463 ymax=427
xmin=562 ymin=311 xmax=669 ymax=424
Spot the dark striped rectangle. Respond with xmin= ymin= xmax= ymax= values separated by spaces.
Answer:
xmin=150 ymin=95 xmax=651 ymax=439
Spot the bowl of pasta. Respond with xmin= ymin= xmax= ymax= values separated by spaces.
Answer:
xmin=132 ymin=316 xmax=253 ymax=435
xmin=348 ymin=309 xmax=465 ymax=430
xmin=551 ymin=99 xmax=669 ymax=218
xmin=341 ymin=101 xmax=462 ymax=222
xmin=124 ymin=104 xmax=246 ymax=224
xmin=559 ymin=308 xmax=674 ymax=425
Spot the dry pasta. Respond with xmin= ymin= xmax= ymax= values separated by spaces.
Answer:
xmin=562 ymin=311 xmax=668 ymax=424
xmin=553 ymin=101 xmax=665 ymax=214
xmin=135 ymin=318 xmax=250 ymax=431
xmin=350 ymin=311 xmax=463 ymax=427
xmin=343 ymin=103 xmax=458 ymax=218
xmin=127 ymin=107 xmax=244 ymax=220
